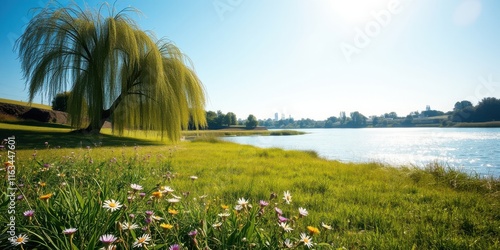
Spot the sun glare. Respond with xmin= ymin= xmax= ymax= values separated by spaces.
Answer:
xmin=329 ymin=0 xmax=394 ymax=24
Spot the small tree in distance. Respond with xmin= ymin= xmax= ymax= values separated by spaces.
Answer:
xmin=51 ymin=92 xmax=70 ymax=112
xmin=245 ymin=114 xmax=258 ymax=129
xmin=225 ymin=112 xmax=237 ymax=126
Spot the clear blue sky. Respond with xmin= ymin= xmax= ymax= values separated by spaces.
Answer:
xmin=1 ymin=0 xmax=500 ymax=120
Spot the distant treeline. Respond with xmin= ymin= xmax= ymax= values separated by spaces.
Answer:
xmin=184 ymin=98 xmax=500 ymax=130
xmin=201 ymin=110 xmax=258 ymax=129
xmin=450 ymin=98 xmax=500 ymax=123
xmin=205 ymin=110 xmax=238 ymax=129
xmin=259 ymin=97 xmax=500 ymax=129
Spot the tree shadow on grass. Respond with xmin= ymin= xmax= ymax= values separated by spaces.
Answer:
xmin=0 ymin=126 xmax=167 ymax=150
xmin=0 ymin=120 xmax=71 ymax=129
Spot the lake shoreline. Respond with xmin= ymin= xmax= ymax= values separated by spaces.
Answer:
xmin=223 ymin=127 xmax=500 ymax=178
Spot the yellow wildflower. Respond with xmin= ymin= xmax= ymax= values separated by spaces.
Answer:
xmin=160 ymin=223 xmax=174 ymax=230
xmin=152 ymin=191 xmax=162 ymax=198
xmin=40 ymin=193 xmax=53 ymax=200
xmin=307 ymin=226 xmax=320 ymax=235
xmin=168 ymin=208 xmax=179 ymax=215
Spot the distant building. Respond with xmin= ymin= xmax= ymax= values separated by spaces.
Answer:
xmin=274 ymin=113 xmax=279 ymax=121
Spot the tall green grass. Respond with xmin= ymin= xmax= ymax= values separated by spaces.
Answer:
xmin=1 ymin=138 xmax=499 ymax=249
xmin=453 ymin=121 xmax=500 ymax=127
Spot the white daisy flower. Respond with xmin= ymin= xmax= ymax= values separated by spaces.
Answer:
xmin=130 ymin=183 xmax=143 ymax=191
xmin=99 ymin=234 xmax=117 ymax=244
xmin=9 ymin=234 xmax=29 ymax=246
xmin=298 ymin=207 xmax=308 ymax=217
xmin=237 ymin=197 xmax=249 ymax=207
xmin=62 ymin=228 xmax=78 ymax=235
xmin=279 ymin=222 xmax=294 ymax=232
xmin=133 ymin=234 xmax=151 ymax=248
xmin=161 ymin=186 xmax=174 ymax=193
xmin=283 ymin=191 xmax=292 ymax=204
xmin=321 ymin=222 xmax=332 ymax=230
xmin=218 ymin=212 xmax=230 ymax=219
xmin=120 ymin=222 xmax=140 ymax=230
xmin=167 ymin=198 xmax=181 ymax=203
xmin=300 ymin=233 xmax=313 ymax=248
xmin=102 ymin=199 xmax=123 ymax=212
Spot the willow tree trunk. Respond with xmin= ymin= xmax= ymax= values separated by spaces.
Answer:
xmin=80 ymin=94 xmax=124 ymax=134
xmin=82 ymin=110 xmax=110 ymax=134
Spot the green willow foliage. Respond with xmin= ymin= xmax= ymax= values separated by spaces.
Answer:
xmin=16 ymin=3 xmax=206 ymax=140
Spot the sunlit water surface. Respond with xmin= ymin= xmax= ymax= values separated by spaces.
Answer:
xmin=222 ymin=128 xmax=500 ymax=178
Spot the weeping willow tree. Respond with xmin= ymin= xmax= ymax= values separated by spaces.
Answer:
xmin=16 ymin=3 xmax=206 ymax=141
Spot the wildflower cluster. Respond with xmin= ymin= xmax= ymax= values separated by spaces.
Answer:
xmin=202 ymin=190 xmax=334 ymax=249
xmin=0 ymin=146 xmax=334 ymax=249
xmin=7 ymin=180 xmax=334 ymax=249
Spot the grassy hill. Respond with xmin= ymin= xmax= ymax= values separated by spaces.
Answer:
xmin=0 ymin=98 xmax=68 ymax=125
xmin=0 ymin=98 xmax=52 ymax=110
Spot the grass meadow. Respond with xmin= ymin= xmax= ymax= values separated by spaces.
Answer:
xmin=1 ymin=122 xmax=499 ymax=249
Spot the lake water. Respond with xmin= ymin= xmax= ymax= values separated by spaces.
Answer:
xmin=222 ymin=128 xmax=500 ymax=178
